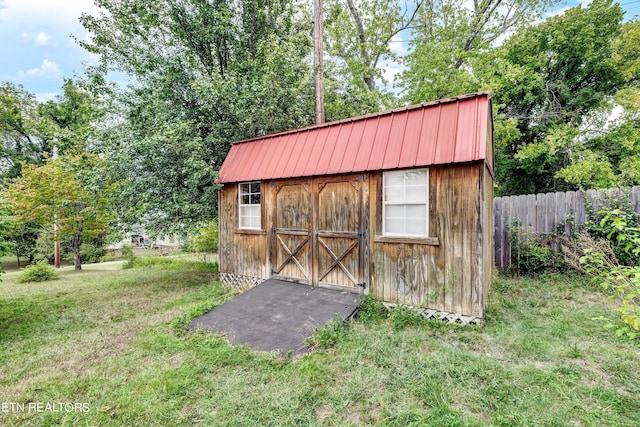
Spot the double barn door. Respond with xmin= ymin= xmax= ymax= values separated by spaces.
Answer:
xmin=270 ymin=174 xmax=367 ymax=291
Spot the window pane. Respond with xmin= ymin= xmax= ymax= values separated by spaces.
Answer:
xmin=239 ymin=206 xmax=261 ymax=228
xmin=240 ymin=183 xmax=250 ymax=195
xmin=405 ymin=204 xmax=427 ymax=220
xmin=251 ymin=182 xmax=260 ymax=194
xmin=382 ymin=168 xmax=429 ymax=237
xmin=385 ymin=171 xmax=404 ymax=187
xmin=405 ymin=169 xmax=428 ymax=185
xmin=385 ymin=218 xmax=404 ymax=235
xmin=250 ymin=194 xmax=261 ymax=204
xmin=405 ymin=219 xmax=427 ymax=236
xmin=384 ymin=185 xmax=403 ymax=203
xmin=241 ymin=195 xmax=250 ymax=205
xmin=385 ymin=204 xmax=405 ymax=219
xmin=405 ymin=185 xmax=427 ymax=203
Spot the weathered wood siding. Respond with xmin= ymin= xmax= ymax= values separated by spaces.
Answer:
xmin=220 ymin=164 xmax=492 ymax=317
xmin=219 ymin=183 xmax=270 ymax=279
xmin=481 ymin=163 xmax=494 ymax=311
xmin=368 ymin=163 xmax=490 ymax=317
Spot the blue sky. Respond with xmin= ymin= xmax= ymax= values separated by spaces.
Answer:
xmin=0 ymin=0 xmax=639 ymax=102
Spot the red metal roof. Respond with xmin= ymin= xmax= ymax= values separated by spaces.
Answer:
xmin=217 ymin=92 xmax=492 ymax=183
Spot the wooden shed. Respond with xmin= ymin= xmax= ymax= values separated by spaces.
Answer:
xmin=217 ymin=92 xmax=494 ymax=321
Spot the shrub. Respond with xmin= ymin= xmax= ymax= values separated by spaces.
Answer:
xmin=356 ymin=296 xmax=388 ymax=323
xmin=101 ymin=253 xmax=116 ymax=262
xmin=18 ymin=260 xmax=58 ymax=283
xmin=389 ymin=306 xmax=424 ymax=330
xmin=581 ymin=250 xmax=640 ymax=343
xmin=189 ymin=221 xmax=218 ymax=262
xmin=79 ymin=243 xmax=107 ymax=264
xmin=508 ymin=218 xmax=565 ymax=276
xmin=585 ymin=208 xmax=640 ymax=266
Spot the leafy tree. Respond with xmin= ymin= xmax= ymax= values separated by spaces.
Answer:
xmin=79 ymin=0 xmax=315 ymax=233
xmin=323 ymin=0 xmax=422 ymax=116
xmin=401 ymin=0 xmax=556 ymax=103
xmin=5 ymin=220 xmax=40 ymax=268
xmin=3 ymin=158 xmax=112 ymax=270
xmin=0 ymin=207 xmax=13 ymax=279
xmin=37 ymin=78 xmax=104 ymax=156
xmin=0 ymin=82 xmax=48 ymax=178
xmin=492 ymin=0 xmax=640 ymax=195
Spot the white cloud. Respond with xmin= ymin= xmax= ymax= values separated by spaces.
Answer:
xmin=0 ymin=0 xmax=100 ymax=26
xmin=35 ymin=92 xmax=58 ymax=102
xmin=389 ymin=34 xmax=407 ymax=55
xmin=545 ymin=6 xmax=571 ymax=19
xmin=379 ymin=57 xmax=405 ymax=93
xmin=17 ymin=59 xmax=62 ymax=79
xmin=22 ymin=31 xmax=50 ymax=46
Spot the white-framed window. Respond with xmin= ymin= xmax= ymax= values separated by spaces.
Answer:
xmin=239 ymin=181 xmax=261 ymax=229
xmin=383 ymin=168 xmax=429 ymax=237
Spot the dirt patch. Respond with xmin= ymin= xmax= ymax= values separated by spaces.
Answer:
xmin=315 ymin=404 xmax=332 ymax=422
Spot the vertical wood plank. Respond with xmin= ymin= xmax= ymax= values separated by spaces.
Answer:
xmin=633 ymin=186 xmax=640 ymax=216
xmin=555 ymin=191 xmax=566 ymax=234
xmin=494 ymin=197 xmax=502 ymax=269
xmin=536 ymin=193 xmax=546 ymax=235
xmin=575 ymin=190 xmax=586 ymax=224
xmin=526 ymin=194 xmax=537 ymax=235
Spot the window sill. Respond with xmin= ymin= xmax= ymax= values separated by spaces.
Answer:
xmin=235 ymin=229 xmax=267 ymax=235
xmin=374 ymin=235 xmax=440 ymax=246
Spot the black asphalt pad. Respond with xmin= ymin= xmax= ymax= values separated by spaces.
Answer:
xmin=190 ymin=279 xmax=361 ymax=356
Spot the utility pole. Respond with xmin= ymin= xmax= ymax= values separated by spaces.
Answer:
xmin=313 ymin=0 xmax=325 ymax=125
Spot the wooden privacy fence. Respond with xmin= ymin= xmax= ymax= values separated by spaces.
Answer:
xmin=494 ymin=186 xmax=640 ymax=269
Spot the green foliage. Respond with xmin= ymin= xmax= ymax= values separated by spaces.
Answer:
xmin=580 ymin=253 xmax=640 ymax=344
xmin=81 ymin=0 xmax=316 ymax=233
xmin=79 ymin=243 xmax=108 ymax=264
xmin=0 ymin=207 xmax=13 ymax=279
xmin=189 ymin=221 xmax=218 ymax=262
xmin=306 ymin=315 xmax=350 ymax=349
xmin=18 ymin=260 xmax=58 ymax=283
xmin=5 ymin=219 xmax=39 ymax=267
xmin=577 ymin=205 xmax=640 ymax=344
xmin=323 ymin=0 xmax=412 ymax=114
xmin=586 ymin=208 xmax=640 ymax=266
xmin=508 ymin=218 xmax=565 ymax=276
xmin=492 ymin=0 xmax=639 ymax=195
xmin=355 ymin=296 xmax=388 ymax=323
xmin=389 ymin=306 xmax=423 ymax=331
xmin=0 ymin=82 xmax=49 ymax=178
xmin=119 ymin=244 xmax=135 ymax=261
xmin=4 ymin=157 xmax=112 ymax=270
xmin=401 ymin=0 xmax=555 ymax=103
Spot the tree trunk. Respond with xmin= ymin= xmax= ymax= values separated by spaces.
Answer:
xmin=72 ymin=233 xmax=82 ymax=271
xmin=15 ymin=250 xmax=21 ymax=268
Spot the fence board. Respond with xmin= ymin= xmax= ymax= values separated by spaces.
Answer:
xmin=493 ymin=186 xmax=640 ymax=269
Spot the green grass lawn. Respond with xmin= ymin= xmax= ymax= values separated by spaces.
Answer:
xmin=1 ymin=261 xmax=639 ymax=426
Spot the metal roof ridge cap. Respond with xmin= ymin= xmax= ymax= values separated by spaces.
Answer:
xmin=231 ymin=92 xmax=493 ymax=145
